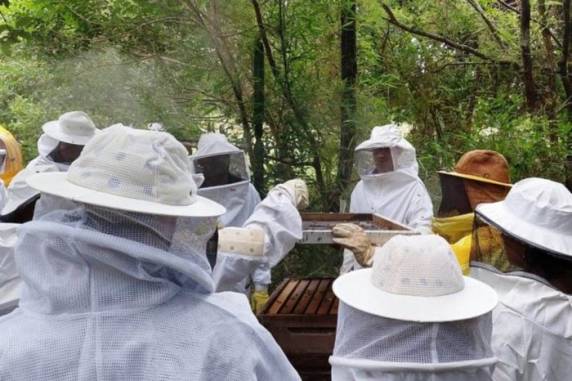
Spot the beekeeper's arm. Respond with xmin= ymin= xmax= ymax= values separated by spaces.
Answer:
xmin=405 ymin=184 xmax=434 ymax=234
xmin=212 ymin=179 xmax=307 ymax=292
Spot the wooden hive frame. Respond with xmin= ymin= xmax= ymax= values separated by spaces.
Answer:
xmin=258 ymin=278 xmax=338 ymax=380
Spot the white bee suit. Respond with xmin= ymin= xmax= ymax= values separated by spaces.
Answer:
xmin=0 ymin=125 xmax=299 ymax=381
xmin=0 ymin=205 xmax=300 ymax=380
xmin=0 ymin=224 xmax=19 ymax=316
xmin=191 ymin=133 xmax=271 ymax=292
xmin=471 ymin=263 xmax=572 ymax=381
xmin=212 ymin=187 xmax=302 ymax=293
xmin=341 ymin=125 xmax=433 ymax=273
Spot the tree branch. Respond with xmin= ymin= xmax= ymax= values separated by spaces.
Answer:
xmin=379 ymin=2 xmax=513 ymax=65
xmin=265 ymin=154 xmax=313 ymax=167
xmin=466 ymin=0 xmax=507 ymax=48
xmin=497 ymin=0 xmax=562 ymax=48
xmin=251 ymin=0 xmax=326 ymax=196
xmin=497 ymin=0 xmax=519 ymax=14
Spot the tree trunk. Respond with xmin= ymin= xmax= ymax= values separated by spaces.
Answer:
xmin=252 ymin=36 xmax=266 ymax=195
xmin=538 ymin=0 xmax=559 ymax=143
xmin=567 ymin=155 xmax=572 ymax=191
xmin=336 ymin=0 xmax=357 ymax=211
xmin=520 ymin=0 xmax=538 ymax=111
xmin=559 ymin=0 xmax=572 ymax=121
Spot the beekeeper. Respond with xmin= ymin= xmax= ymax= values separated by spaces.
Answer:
xmin=470 ymin=178 xmax=572 ymax=381
xmin=1 ymin=111 xmax=98 ymax=222
xmin=433 ymin=150 xmax=512 ymax=273
xmin=189 ymin=133 xmax=270 ymax=310
xmin=0 ymin=223 xmax=19 ymax=316
xmin=0 ymin=125 xmax=301 ymax=380
xmin=331 ymin=234 xmax=498 ymax=380
xmin=340 ymin=124 xmax=433 ymax=273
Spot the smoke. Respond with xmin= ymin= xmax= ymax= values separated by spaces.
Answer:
xmin=44 ymin=47 xmax=184 ymax=132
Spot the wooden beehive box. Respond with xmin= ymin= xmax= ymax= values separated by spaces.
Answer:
xmin=258 ymin=278 xmax=338 ymax=381
xmin=300 ymin=212 xmax=416 ymax=245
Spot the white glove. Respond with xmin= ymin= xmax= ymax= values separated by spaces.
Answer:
xmin=332 ymin=223 xmax=375 ymax=267
xmin=271 ymin=178 xmax=309 ymax=210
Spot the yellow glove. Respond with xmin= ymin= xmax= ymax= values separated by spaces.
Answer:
xmin=332 ymin=223 xmax=375 ymax=267
xmin=251 ymin=289 xmax=270 ymax=314
xmin=450 ymin=234 xmax=472 ymax=275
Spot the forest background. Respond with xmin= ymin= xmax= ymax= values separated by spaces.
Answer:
xmin=1 ymin=0 xmax=571 ymax=279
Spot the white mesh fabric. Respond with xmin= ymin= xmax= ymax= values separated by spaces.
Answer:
xmin=345 ymin=125 xmax=433 ymax=247
xmin=33 ymin=194 xmax=79 ymax=219
xmin=355 ymin=147 xmax=417 ymax=178
xmin=191 ymin=133 xmax=250 ymax=184
xmin=197 ymin=182 xmax=260 ymax=228
xmin=0 ymin=204 xmax=299 ymax=380
xmin=191 ymin=151 xmax=250 ymax=184
xmin=213 ymin=188 xmax=302 ymax=292
xmin=0 ymin=224 xmax=19 ymax=315
xmin=331 ymin=302 xmax=495 ymax=378
xmin=371 ymin=235 xmax=464 ymax=297
xmin=354 ymin=124 xmax=420 ymax=178
xmin=67 ymin=124 xmax=198 ymax=206
xmin=37 ymin=134 xmax=60 ymax=160
xmin=196 ymin=132 xmax=241 ymax=156
xmin=192 ymin=132 xmax=270 ymax=290
xmin=42 ymin=111 xmax=98 ymax=146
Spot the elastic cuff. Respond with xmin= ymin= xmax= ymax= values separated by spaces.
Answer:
xmin=254 ymin=284 xmax=269 ymax=292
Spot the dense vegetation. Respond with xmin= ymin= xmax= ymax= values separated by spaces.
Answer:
xmin=1 ymin=0 xmax=571 ymax=278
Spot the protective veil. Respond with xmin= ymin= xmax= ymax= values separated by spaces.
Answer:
xmin=0 ymin=201 xmax=300 ymax=380
xmin=342 ymin=125 xmax=433 ymax=273
xmin=190 ymin=133 xmax=270 ymax=291
xmin=471 ymin=263 xmax=572 ymax=381
xmin=330 ymin=302 xmax=496 ymax=381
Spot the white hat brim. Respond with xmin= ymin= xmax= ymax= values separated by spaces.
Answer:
xmin=1 ymin=193 xmax=40 ymax=216
xmin=477 ymin=201 xmax=572 ymax=257
xmin=27 ymin=172 xmax=226 ymax=218
xmin=333 ymin=269 xmax=498 ymax=322
xmin=42 ymin=121 xmax=98 ymax=146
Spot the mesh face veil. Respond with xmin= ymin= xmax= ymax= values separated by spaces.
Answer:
xmin=331 ymin=302 xmax=495 ymax=378
xmin=34 ymin=201 xmax=218 ymax=293
xmin=473 ymin=210 xmax=572 ymax=281
xmin=355 ymin=147 xmax=417 ymax=177
xmin=471 ymin=213 xmax=514 ymax=273
xmin=438 ymin=174 xmax=472 ymax=217
xmin=190 ymin=151 xmax=249 ymax=188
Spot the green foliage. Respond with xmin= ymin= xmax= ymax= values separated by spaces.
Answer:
xmin=1 ymin=0 xmax=571 ymax=281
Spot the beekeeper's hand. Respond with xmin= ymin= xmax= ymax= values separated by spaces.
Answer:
xmin=332 ymin=223 xmax=375 ymax=267
xmin=250 ymin=285 xmax=270 ymax=314
xmin=271 ymin=178 xmax=309 ymax=210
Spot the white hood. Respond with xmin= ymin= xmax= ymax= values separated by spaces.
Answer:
xmin=192 ymin=132 xmax=257 ymax=227
xmin=350 ymin=124 xmax=432 ymax=231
